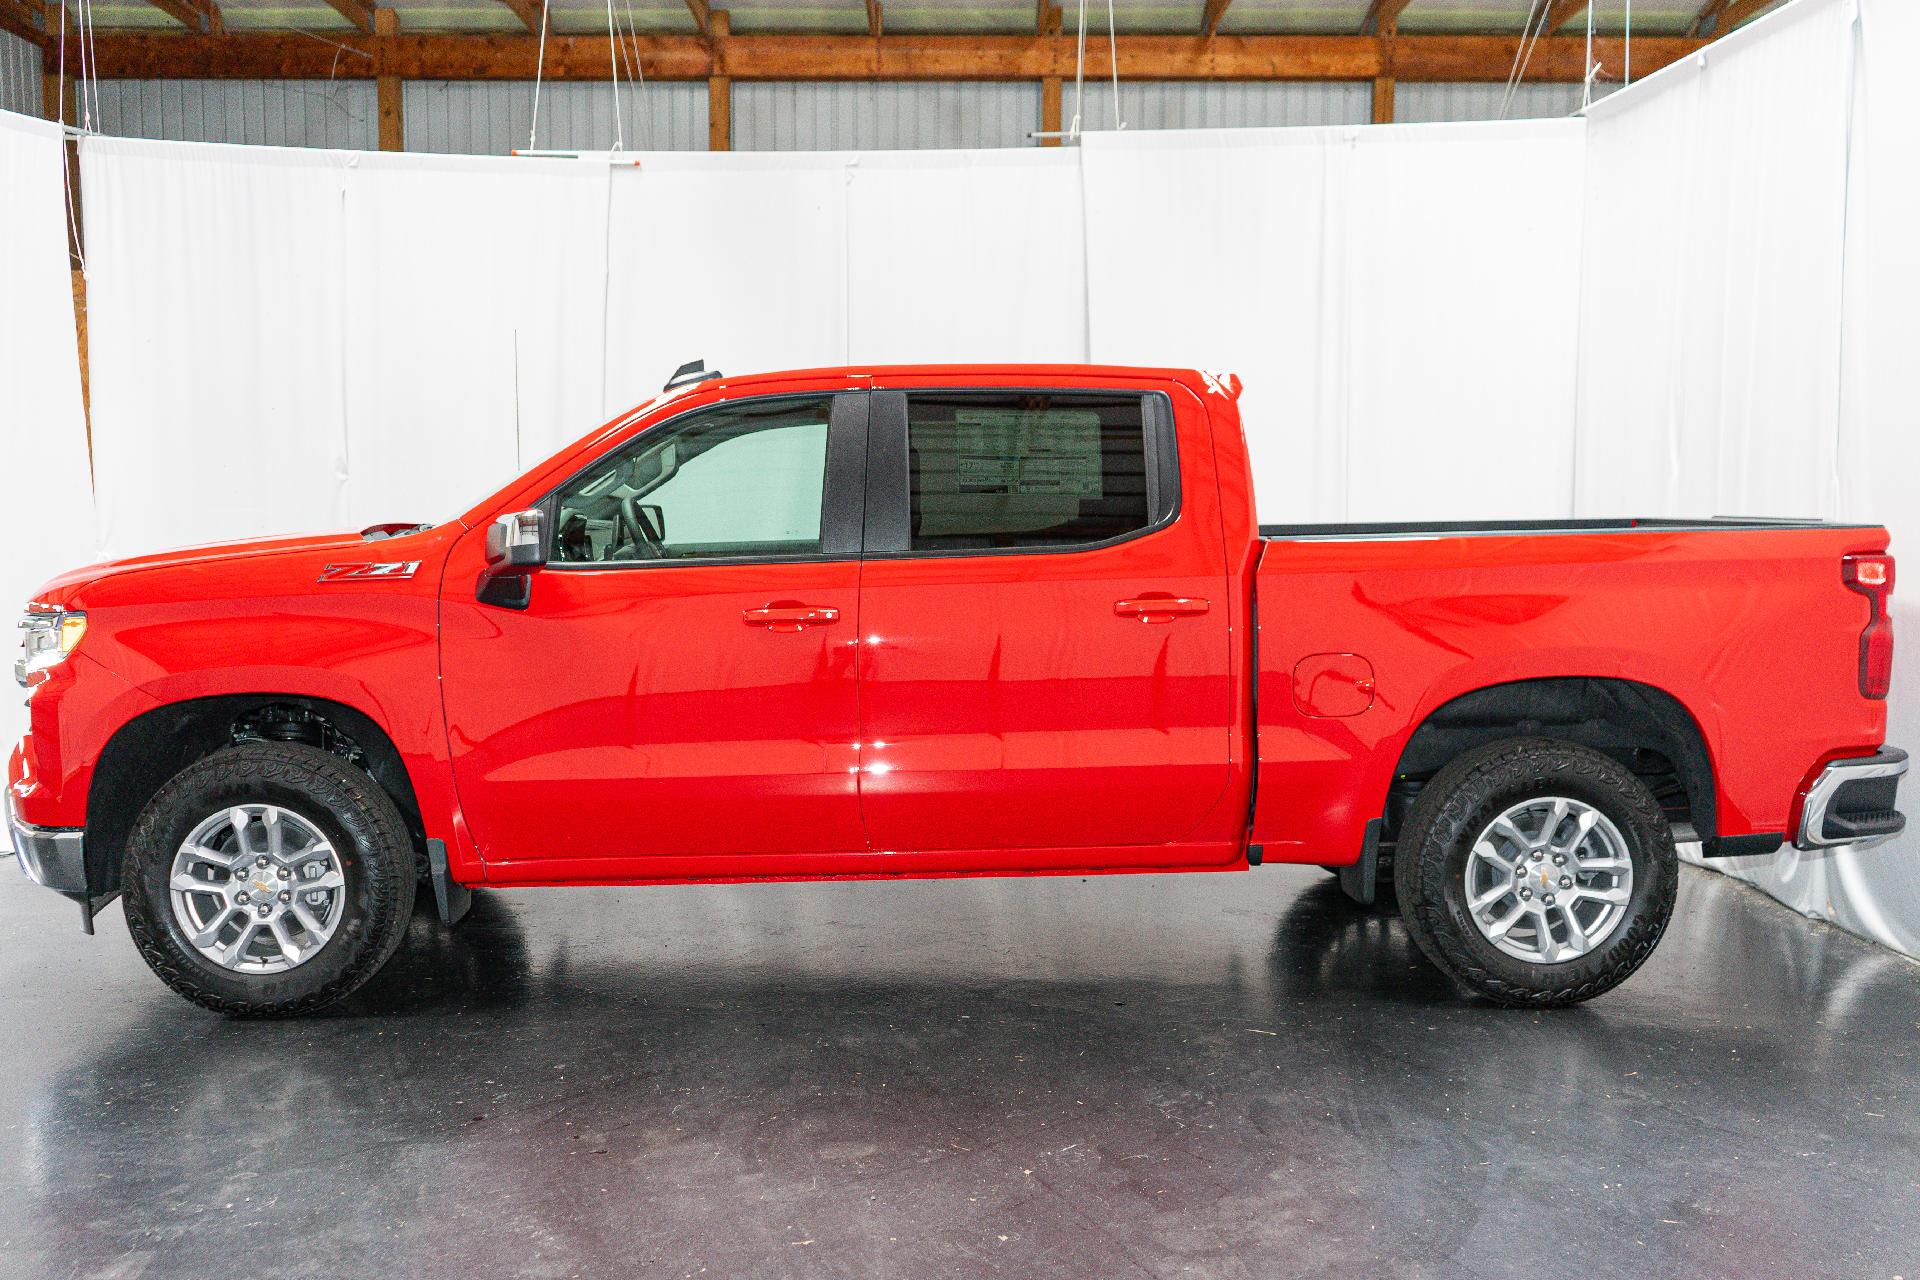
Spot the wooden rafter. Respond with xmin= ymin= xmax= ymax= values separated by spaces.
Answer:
xmin=148 ymin=0 xmax=220 ymax=33
xmin=0 ymin=0 xmax=48 ymax=44
xmin=323 ymin=0 xmax=375 ymax=33
xmin=1539 ymin=0 xmax=1587 ymax=33
xmin=865 ymin=0 xmax=881 ymax=37
xmin=1689 ymin=0 xmax=1729 ymax=34
xmin=1714 ymin=0 xmax=1783 ymax=31
xmin=1360 ymin=0 xmax=1409 ymax=35
xmin=684 ymin=0 xmax=710 ymax=35
xmin=496 ymin=0 xmax=541 ymax=34
xmin=1201 ymin=0 xmax=1230 ymax=38
xmin=69 ymin=31 xmax=1708 ymax=82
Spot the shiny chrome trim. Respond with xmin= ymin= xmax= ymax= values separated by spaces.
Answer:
xmin=1796 ymin=750 xmax=1909 ymax=851
xmin=5 ymin=790 xmax=88 ymax=897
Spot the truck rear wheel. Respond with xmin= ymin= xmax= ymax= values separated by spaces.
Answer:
xmin=121 ymin=741 xmax=417 ymax=1017
xmin=1393 ymin=738 xmax=1676 ymax=1007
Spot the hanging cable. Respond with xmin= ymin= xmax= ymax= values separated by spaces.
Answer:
xmin=1104 ymin=0 xmax=1120 ymax=130
xmin=1068 ymin=0 xmax=1087 ymax=141
xmin=604 ymin=0 xmax=625 ymax=150
xmin=1498 ymin=0 xmax=1552 ymax=119
xmin=621 ymin=0 xmax=655 ymax=147
xmin=1582 ymin=0 xmax=1595 ymax=109
xmin=1624 ymin=0 xmax=1633 ymax=85
xmin=528 ymin=0 xmax=552 ymax=152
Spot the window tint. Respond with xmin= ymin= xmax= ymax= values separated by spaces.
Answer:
xmin=905 ymin=392 xmax=1154 ymax=552
xmin=551 ymin=396 xmax=832 ymax=564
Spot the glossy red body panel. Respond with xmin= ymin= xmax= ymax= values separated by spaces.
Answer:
xmin=5 ymin=363 xmax=1893 ymax=896
xmin=1249 ymin=524 xmax=1890 ymax=863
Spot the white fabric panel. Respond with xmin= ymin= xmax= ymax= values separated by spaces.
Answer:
xmin=846 ymin=149 xmax=1086 ymax=364
xmin=0 ymin=110 xmax=94 ymax=818
xmin=1580 ymin=0 xmax=1920 ymax=958
xmin=80 ymin=138 xmax=353 ymax=556
xmin=1692 ymin=0 xmax=1920 ymax=958
xmin=1083 ymin=120 xmax=1585 ymax=522
xmin=1344 ymin=122 xmax=1584 ymax=521
xmin=340 ymin=151 xmax=611 ymax=521
xmin=601 ymin=152 xmax=852 ymax=415
xmin=1574 ymin=0 xmax=1854 ymax=519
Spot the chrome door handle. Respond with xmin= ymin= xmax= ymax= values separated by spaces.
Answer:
xmin=743 ymin=604 xmax=840 ymax=633
xmin=1115 ymin=596 xmax=1210 ymax=623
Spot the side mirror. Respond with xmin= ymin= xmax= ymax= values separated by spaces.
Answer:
xmin=485 ymin=509 xmax=548 ymax=570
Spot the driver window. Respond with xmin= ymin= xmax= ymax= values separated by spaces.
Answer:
xmin=550 ymin=396 xmax=833 ymax=564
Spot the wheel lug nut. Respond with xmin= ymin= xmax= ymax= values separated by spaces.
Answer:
xmin=256 ymin=904 xmax=272 ymax=917
xmin=279 ymin=891 xmax=292 ymax=903
xmin=236 ymin=891 xmax=250 ymax=904
xmin=256 ymin=856 xmax=269 ymax=868
xmin=1553 ymin=855 xmax=1566 ymax=866
xmin=1520 ymin=888 xmax=1533 ymax=899
xmin=1544 ymin=893 xmax=1556 ymax=906
xmin=1559 ymin=876 xmax=1572 ymax=889
xmin=277 ymin=867 xmax=289 ymax=880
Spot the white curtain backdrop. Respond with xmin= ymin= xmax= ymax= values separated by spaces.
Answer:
xmin=81 ymin=138 xmax=354 ymax=555
xmin=1082 ymin=120 xmax=1585 ymax=521
xmin=43 ymin=0 xmax=1920 ymax=956
xmin=0 ymin=110 xmax=94 ymax=843
xmin=1575 ymin=0 xmax=1920 ymax=957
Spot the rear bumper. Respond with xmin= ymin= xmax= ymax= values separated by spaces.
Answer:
xmin=1795 ymin=748 xmax=1908 ymax=851
xmin=4 ymin=787 xmax=89 ymax=900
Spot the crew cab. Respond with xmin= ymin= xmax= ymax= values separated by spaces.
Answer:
xmin=7 ymin=364 xmax=1907 ymax=1016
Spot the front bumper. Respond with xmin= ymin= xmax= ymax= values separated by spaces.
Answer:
xmin=4 ymin=788 xmax=88 ymax=899
xmin=1795 ymin=748 xmax=1909 ymax=851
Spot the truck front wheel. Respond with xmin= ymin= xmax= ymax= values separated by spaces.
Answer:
xmin=1393 ymin=738 xmax=1677 ymax=1007
xmin=121 ymin=741 xmax=417 ymax=1017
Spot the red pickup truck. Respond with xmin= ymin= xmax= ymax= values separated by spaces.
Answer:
xmin=8 ymin=364 xmax=1906 ymax=1016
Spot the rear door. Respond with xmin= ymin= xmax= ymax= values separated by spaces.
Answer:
xmin=853 ymin=379 xmax=1236 ymax=867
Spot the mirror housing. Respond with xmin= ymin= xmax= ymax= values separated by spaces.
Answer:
xmin=485 ymin=509 xmax=548 ymax=569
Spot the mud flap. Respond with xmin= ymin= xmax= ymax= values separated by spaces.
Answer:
xmin=1337 ymin=818 xmax=1384 ymax=906
xmin=426 ymin=838 xmax=473 ymax=926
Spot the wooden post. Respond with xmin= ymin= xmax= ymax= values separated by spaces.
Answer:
xmin=1371 ymin=15 xmax=1395 ymax=124
xmin=72 ymin=269 xmax=92 ymax=469
xmin=375 ymin=8 xmax=403 ymax=151
xmin=707 ymin=8 xmax=729 ymax=151
xmin=1039 ymin=75 xmax=1060 ymax=146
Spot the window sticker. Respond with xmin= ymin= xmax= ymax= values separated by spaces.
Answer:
xmin=951 ymin=408 xmax=1105 ymax=499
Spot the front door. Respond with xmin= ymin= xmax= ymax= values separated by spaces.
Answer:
xmin=854 ymin=383 xmax=1236 ymax=867
xmin=440 ymin=390 xmax=869 ymax=878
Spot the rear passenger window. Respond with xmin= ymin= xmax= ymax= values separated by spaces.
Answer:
xmin=905 ymin=392 xmax=1162 ymax=552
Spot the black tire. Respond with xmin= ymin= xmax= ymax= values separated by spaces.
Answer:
xmin=122 ymin=741 xmax=417 ymax=1017
xmin=1394 ymin=737 xmax=1677 ymax=1008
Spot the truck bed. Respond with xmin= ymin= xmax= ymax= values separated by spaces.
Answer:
xmin=1249 ymin=517 xmax=1890 ymax=865
xmin=1259 ymin=517 xmax=1870 ymax=540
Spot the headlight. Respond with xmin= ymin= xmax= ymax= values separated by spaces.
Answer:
xmin=16 ymin=611 xmax=87 ymax=688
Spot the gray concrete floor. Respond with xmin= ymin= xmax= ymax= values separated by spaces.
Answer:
xmin=0 ymin=862 xmax=1915 ymax=1280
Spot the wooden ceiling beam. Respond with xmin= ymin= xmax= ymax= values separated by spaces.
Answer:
xmin=322 ymin=0 xmax=375 ymax=33
xmin=1201 ymin=0 xmax=1230 ymax=38
xmin=1360 ymin=0 xmax=1409 ymax=35
xmin=865 ymin=0 xmax=881 ymax=37
xmin=70 ymin=31 xmax=1707 ymax=82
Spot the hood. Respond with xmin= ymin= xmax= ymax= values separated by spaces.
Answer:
xmin=27 ymin=527 xmax=436 ymax=608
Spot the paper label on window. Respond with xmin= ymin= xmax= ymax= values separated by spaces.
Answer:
xmin=952 ymin=408 xmax=1103 ymax=498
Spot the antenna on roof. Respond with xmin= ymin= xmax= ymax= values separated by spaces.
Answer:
xmin=664 ymin=359 xmax=720 ymax=392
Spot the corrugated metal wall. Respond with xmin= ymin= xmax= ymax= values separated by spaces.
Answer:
xmin=1397 ymin=81 xmax=1619 ymax=123
xmin=58 ymin=76 xmax=1625 ymax=150
xmin=404 ymin=81 xmax=707 ymax=155
xmin=1066 ymin=80 xmax=1371 ymax=132
xmin=0 ymin=28 xmax=40 ymax=118
xmin=733 ymin=82 xmax=1040 ymax=150
xmin=92 ymin=80 xmax=378 ymax=148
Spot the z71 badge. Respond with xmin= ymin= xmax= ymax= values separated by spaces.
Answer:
xmin=317 ymin=561 xmax=422 ymax=583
